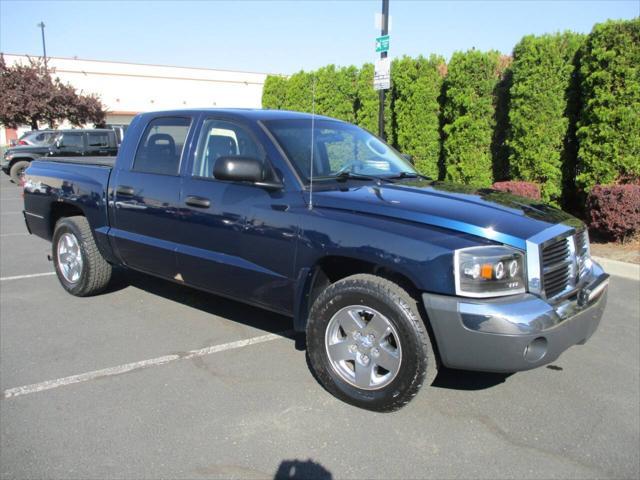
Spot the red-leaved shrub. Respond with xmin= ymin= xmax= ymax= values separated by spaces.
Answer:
xmin=587 ymin=184 xmax=640 ymax=242
xmin=492 ymin=181 xmax=541 ymax=200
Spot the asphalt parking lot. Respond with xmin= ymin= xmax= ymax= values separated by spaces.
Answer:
xmin=0 ymin=173 xmax=638 ymax=480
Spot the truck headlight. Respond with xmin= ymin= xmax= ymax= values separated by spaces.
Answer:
xmin=454 ymin=246 xmax=526 ymax=298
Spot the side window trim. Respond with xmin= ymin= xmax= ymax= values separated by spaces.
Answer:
xmin=131 ymin=116 xmax=193 ymax=176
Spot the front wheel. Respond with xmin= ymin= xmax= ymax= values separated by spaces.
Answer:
xmin=52 ymin=216 xmax=112 ymax=296
xmin=306 ymin=274 xmax=437 ymax=412
xmin=9 ymin=160 xmax=30 ymax=184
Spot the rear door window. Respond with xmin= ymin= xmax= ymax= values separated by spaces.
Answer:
xmin=88 ymin=132 xmax=110 ymax=147
xmin=59 ymin=133 xmax=84 ymax=149
xmin=133 ymin=117 xmax=191 ymax=175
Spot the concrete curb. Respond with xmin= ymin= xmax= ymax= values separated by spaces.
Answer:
xmin=593 ymin=256 xmax=640 ymax=281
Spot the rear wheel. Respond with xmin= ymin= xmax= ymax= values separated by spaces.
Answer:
xmin=9 ymin=160 xmax=30 ymax=184
xmin=306 ymin=274 xmax=437 ymax=412
xmin=52 ymin=216 xmax=112 ymax=296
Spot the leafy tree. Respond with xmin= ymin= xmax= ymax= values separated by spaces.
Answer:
xmin=262 ymin=75 xmax=288 ymax=109
xmin=506 ymin=32 xmax=584 ymax=203
xmin=0 ymin=54 xmax=106 ymax=130
xmin=576 ymin=18 xmax=640 ymax=191
xmin=392 ymin=55 xmax=445 ymax=178
xmin=442 ymin=50 xmax=508 ymax=186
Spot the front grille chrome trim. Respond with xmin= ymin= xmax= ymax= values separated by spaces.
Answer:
xmin=525 ymin=223 xmax=574 ymax=299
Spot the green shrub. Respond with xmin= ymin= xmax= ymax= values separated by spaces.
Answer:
xmin=577 ymin=18 xmax=640 ymax=192
xmin=507 ymin=32 xmax=584 ymax=204
xmin=262 ymin=75 xmax=288 ymax=110
xmin=442 ymin=50 xmax=508 ymax=186
xmin=354 ymin=63 xmax=393 ymax=144
xmin=392 ymin=55 xmax=445 ymax=178
xmin=282 ymin=70 xmax=314 ymax=113
xmin=313 ymin=65 xmax=358 ymax=122
xmin=354 ymin=63 xmax=378 ymax=133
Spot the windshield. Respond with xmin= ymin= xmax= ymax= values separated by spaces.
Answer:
xmin=263 ymin=119 xmax=416 ymax=182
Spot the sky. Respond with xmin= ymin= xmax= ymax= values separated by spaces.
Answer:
xmin=1 ymin=1 xmax=638 ymax=74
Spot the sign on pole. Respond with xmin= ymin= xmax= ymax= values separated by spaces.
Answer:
xmin=375 ymin=35 xmax=390 ymax=53
xmin=373 ymin=57 xmax=391 ymax=91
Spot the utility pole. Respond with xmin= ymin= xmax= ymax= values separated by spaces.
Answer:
xmin=37 ymin=21 xmax=47 ymax=71
xmin=377 ymin=0 xmax=389 ymax=139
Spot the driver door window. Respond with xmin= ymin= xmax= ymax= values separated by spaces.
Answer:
xmin=192 ymin=119 xmax=266 ymax=179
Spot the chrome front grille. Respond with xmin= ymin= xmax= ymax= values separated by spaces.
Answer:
xmin=541 ymin=237 xmax=572 ymax=298
xmin=575 ymin=230 xmax=591 ymax=279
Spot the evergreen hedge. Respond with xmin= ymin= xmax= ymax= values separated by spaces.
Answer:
xmin=441 ymin=50 xmax=507 ymax=187
xmin=260 ymin=18 xmax=638 ymax=207
xmin=391 ymin=55 xmax=445 ymax=178
xmin=507 ymin=32 xmax=584 ymax=203
xmin=261 ymin=75 xmax=287 ymax=110
xmin=577 ymin=19 xmax=640 ymax=192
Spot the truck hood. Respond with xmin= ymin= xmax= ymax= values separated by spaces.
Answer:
xmin=312 ymin=180 xmax=582 ymax=249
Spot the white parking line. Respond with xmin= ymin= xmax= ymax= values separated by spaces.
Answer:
xmin=3 ymin=331 xmax=292 ymax=399
xmin=0 ymin=272 xmax=55 ymax=281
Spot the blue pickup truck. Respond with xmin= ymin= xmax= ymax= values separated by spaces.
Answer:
xmin=22 ymin=109 xmax=609 ymax=411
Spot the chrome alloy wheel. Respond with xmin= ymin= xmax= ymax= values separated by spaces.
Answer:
xmin=57 ymin=232 xmax=83 ymax=283
xmin=325 ymin=305 xmax=402 ymax=390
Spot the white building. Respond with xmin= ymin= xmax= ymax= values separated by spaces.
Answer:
xmin=1 ymin=54 xmax=270 ymax=144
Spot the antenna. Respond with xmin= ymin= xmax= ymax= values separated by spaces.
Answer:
xmin=308 ymin=76 xmax=316 ymax=210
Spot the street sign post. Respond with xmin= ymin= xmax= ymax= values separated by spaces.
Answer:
xmin=376 ymin=0 xmax=390 ymax=139
xmin=374 ymin=57 xmax=391 ymax=91
xmin=375 ymin=34 xmax=390 ymax=53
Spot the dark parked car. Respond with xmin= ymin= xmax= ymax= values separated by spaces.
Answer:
xmin=2 ymin=129 xmax=118 ymax=183
xmin=21 ymin=110 xmax=609 ymax=411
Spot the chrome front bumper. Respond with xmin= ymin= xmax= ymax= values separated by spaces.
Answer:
xmin=423 ymin=262 xmax=609 ymax=373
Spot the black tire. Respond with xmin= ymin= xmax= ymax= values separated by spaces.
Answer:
xmin=9 ymin=160 xmax=30 ymax=184
xmin=52 ymin=216 xmax=112 ymax=296
xmin=306 ymin=274 xmax=437 ymax=412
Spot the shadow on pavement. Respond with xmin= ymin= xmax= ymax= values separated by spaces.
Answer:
xmin=104 ymin=269 xmax=511 ymax=392
xmin=104 ymin=268 xmax=294 ymax=339
xmin=432 ymin=367 xmax=512 ymax=390
xmin=275 ymin=459 xmax=332 ymax=480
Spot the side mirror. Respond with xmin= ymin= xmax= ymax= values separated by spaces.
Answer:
xmin=401 ymin=153 xmax=414 ymax=165
xmin=214 ymin=156 xmax=283 ymax=190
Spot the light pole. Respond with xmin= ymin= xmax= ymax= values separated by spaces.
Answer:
xmin=378 ymin=0 xmax=389 ymax=140
xmin=37 ymin=21 xmax=47 ymax=70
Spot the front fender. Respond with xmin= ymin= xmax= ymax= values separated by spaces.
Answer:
xmin=290 ymin=207 xmax=498 ymax=331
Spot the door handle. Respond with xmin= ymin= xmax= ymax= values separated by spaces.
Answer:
xmin=185 ymin=195 xmax=211 ymax=208
xmin=116 ymin=185 xmax=135 ymax=197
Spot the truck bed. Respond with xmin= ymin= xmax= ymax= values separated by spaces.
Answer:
xmin=41 ymin=156 xmax=117 ymax=168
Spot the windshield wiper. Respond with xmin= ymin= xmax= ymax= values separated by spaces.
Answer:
xmin=324 ymin=171 xmax=394 ymax=184
xmin=386 ymin=171 xmax=432 ymax=181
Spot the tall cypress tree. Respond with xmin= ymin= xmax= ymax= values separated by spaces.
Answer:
xmin=577 ymin=18 xmax=640 ymax=191
xmin=442 ymin=50 xmax=507 ymax=187
xmin=392 ymin=55 xmax=446 ymax=178
xmin=507 ymin=32 xmax=585 ymax=203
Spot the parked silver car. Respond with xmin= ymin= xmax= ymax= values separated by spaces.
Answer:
xmin=10 ymin=129 xmax=58 ymax=147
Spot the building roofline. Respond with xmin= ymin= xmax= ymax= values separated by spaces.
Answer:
xmin=1 ymin=52 xmax=280 ymax=77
